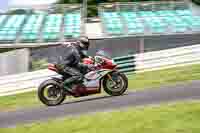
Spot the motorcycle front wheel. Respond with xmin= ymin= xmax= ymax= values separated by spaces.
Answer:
xmin=103 ymin=71 xmax=128 ymax=96
xmin=38 ymin=79 xmax=66 ymax=106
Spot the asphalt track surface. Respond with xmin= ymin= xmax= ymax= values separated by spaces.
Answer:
xmin=1 ymin=80 xmax=200 ymax=128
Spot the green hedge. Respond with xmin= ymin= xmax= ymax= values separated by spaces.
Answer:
xmin=0 ymin=48 xmax=15 ymax=53
xmin=30 ymin=59 xmax=48 ymax=71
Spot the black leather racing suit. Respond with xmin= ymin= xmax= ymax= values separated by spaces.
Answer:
xmin=59 ymin=43 xmax=92 ymax=89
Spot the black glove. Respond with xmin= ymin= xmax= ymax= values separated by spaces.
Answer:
xmin=87 ymin=64 xmax=97 ymax=71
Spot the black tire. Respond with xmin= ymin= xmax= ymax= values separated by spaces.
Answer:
xmin=103 ymin=71 xmax=128 ymax=96
xmin=38 ymin=79 xmax=66 ymax=106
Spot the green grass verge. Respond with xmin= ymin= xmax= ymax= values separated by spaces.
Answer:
xmin=0 ymin=91 xmax=42 ymax=112
xmin=1 ymin=101 xmax=200 ymax=132
xmin=128 ymin=63 xmax=200 ymax=89
xmin=1 ymin=63 xmax=200 ymax=111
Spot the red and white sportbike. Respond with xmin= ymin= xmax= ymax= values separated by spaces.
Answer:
xmin=38 ymin=51 xmax=128 ymax=106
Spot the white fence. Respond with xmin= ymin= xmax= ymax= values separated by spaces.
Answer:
xmin=135 ymin=43 xmax=200 ymax=72
xmin=1 ymin=44 xmax=200 ymax=96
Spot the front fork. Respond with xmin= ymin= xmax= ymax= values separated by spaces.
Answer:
xmin=107 ymin=73 xmax=117 ymax=87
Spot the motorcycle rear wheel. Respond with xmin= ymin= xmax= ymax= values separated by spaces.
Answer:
xmin=103 ymin=71 xmax=128 ymax=96
xmin=38 ymin=79 xmax=66 ymax=106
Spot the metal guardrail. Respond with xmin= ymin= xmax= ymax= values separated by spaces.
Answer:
xmin=114 ymin=44 xmax=200 ymax=73
xmin=1 ymin=44 xmax=200 ymax=96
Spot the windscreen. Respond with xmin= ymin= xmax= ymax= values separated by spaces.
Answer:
xmin=96 ymin=49 xmax=112 ymax=59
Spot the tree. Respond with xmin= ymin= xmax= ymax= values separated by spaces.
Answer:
xmin=58 ymin=0 xmax=82 ymax=4
xmin=7 ymin=9 xmax=35 ymax=14
xmin=58 ymin=0 xmax=98 ymax=17
xmin=57 ymin=0 xmax=159 ymax=17
xmin=192 ymin=0 xmax=200 ymax=5
xmin=8 ymin=9 xmax=28 ymax=14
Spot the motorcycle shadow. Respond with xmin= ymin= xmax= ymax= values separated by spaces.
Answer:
xmin=61 ymin=93 xmax=129 ymax=106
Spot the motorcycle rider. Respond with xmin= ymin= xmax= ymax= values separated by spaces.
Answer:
xmin=58 ymin=36 xmax=95 ymax=93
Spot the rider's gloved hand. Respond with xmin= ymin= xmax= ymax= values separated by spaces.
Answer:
xmin=87 ymin=64 xmax=96 ymax=71
xmin=87 ymin=64 xmax=101 ymax=71
xmin=94 ymin=64 xmax=102 ymax=70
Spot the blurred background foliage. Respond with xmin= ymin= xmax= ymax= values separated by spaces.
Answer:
xmin=58 ymin=0 xmax=167 ymax=17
